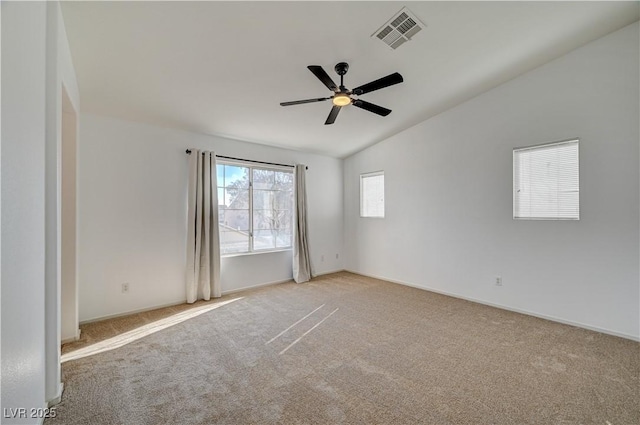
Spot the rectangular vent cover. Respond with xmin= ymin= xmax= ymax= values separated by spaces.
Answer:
xmin=372 ymin=7 xmax=425 ymax=50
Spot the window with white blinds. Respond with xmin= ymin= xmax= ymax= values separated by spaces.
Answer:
xmin=513 ymin=139 xmax=579 ymax=220
xmin=360 ymin=171 xmax=385 ymax=218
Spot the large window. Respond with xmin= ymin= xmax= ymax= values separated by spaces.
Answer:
xmin=217 ymin=161 xmax=293 ymax=255
xmin=513 ymin=139 xmax=579 ymax=220
xmin=360 ymin=171 xmax=385 ymax=218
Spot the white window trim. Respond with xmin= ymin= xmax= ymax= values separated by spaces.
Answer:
xmin=222 ymin=248 xmax=291 ymax=259
xmin=360 ymin=171 xmax=385 ymax=218
xmin=217 ymin=159 xmax=294 ymax=256
xmin=512 ymin=138 xmax=580 ymax=221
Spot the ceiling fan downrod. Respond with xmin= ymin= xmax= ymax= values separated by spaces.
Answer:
xmin=335 ymin=62 xmax=349 ymax=92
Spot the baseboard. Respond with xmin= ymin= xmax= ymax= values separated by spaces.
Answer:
xmin=218 ymin=270 xmax=347 ymax=294
xmin=47 ymin=382 xmax=64 ymax=407
xmin=221 ymin=278 xmax=292 ymax=295
xmin=61 ymin=328 xmax=81 ymax=344
xmin=32 ymin=384 xmax=63 ymax=425
xmin=346 ymin=269 xmax=640 ymax=342
xmin=81 ymin=280 xmax=295 ymax=324
xmin=38 ymin=401 xmax=49 ymax=425
xmin=80 ymin=300 xmax=188 ymax=324
xmin=313 ymin=268 xmax=346 ymax=277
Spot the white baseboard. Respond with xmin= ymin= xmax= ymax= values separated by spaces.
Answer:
xmin=80 ymin=300 xmax=188 ymax=324
xmin=221 ymin=278 xmax=292 ymax=295
xmin=81 ymin=280 xmax=295 ymax=324
xmin=61 ymin=329 xmax=81 ymax=344
xmin=220 ymin=270 xmax=346 ymax=294
xmin=313 ymin=268 xmax=345 ymax=277
xmin=346 ymin=269 xmax=640 ymax=342
xmin=47 ymin=382 xmax=64 ymax=407
xmin=38 ymin=401 xmax=49 ymax=425
xmin=34 ymin=384 xmax=63 ymax=424
xmin=79 ymin=269 xmax=350 ymax=324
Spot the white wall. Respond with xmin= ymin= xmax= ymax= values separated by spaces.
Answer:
xmin=1 ymin=2 xmax=48 ymax=422
xmin=1 ymin=2 xmax=80 ymax=418
xmin=344 ymin=23 xmax=639 ymax=340
xmin=44 ymin=2 xmax=81 ymax=404
xmin=77 ymin=115 xmax=343 ymax=322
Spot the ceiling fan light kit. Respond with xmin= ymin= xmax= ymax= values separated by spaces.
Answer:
xmin=280 ymin=62 xmax=404 ymax=125
xmin=332 ymin=94 xmax=351 ymax=107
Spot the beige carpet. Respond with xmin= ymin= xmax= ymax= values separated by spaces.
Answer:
xmin=49 ymin=272 xmax=639 ymax=424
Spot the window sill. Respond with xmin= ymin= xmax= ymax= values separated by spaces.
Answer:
xmin=221 ymin=248 xmax=292 ymax=259
xmin=513 ymin=217 xmax=579 ymax=221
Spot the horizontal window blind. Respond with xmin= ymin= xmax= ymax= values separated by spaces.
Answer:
xmin=361 ymin=172 xmax=385 ymax=218
xmin=513 ymin=139 xmax=579 ymax=220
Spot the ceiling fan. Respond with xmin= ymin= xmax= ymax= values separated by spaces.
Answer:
xmin=280 ymin=62 xmax=404 ymax=125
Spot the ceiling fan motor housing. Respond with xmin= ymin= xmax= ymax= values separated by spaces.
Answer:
xmin=335 ymin=62 xmax=349 ymax=76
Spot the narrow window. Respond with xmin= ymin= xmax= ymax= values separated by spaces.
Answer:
xmin=361 ymin=171 xmax=385 ymax=218
xmin=513 ymin=139 xmax=579 ymax=220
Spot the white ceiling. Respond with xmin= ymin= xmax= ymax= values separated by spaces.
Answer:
xmin=61 ymin=1 xmax=639 ymax=158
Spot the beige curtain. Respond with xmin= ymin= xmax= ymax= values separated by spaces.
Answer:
xmin=293 ymin=164 xmax=312 ymax=283
xmin=185 ymin=150 xmax=221 ymax=303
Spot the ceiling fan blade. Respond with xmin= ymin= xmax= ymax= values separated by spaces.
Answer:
xmin=324 ymin=105 xmax=341 ymax=125
xmin=280 ymin=97 xmax=330 ymax=106
xmin=352 ymin=72 xmax=403 ymax=95
xmin=308 ymin=66 xmax=339 ymax=92
xmin=352 ymin=100 xmax=392 ymax=117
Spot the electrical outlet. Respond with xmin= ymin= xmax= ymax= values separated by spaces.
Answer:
xmin=122 ymin=282 xmax=130 ymax=293
xmin=495 ymin=276 xmax=502 ymax=286
xmin=336 ymin=253 xmax=339 ymax=259
xmin=321 ymin=255 xmax=325 ymax=262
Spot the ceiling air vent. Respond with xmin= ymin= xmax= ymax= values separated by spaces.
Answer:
xmin=372 ymin=7 xmax=425 ymax=50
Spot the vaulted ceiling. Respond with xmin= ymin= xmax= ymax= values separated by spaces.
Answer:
xmin=61 ymin=1 xmax=639 ymax=158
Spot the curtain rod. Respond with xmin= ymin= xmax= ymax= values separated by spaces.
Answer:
xmin=185 ymin=150 xmax=307 ymax=170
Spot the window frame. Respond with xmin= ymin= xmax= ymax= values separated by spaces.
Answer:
xmin=360 ymin=171 xmax=385 ymax=218
xmin=512 ymin=138 xmax=580 ymax=221
xmin=217 ymin=159 xmax=294 ymax=256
